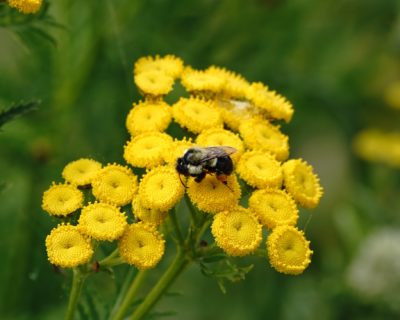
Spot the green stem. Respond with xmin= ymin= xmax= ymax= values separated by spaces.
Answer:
xmin=98 ymin=248 xmax=125 ymax=268
xmin=65 ymin=268 xmax=86 ymax=320
xmin=110 ymin=268 xmax=137 ymax=318
xmin=169 ymin=207 xmax=184 ymax=246
xmin=129 ymin=251 xmax=190 ymax=320
xmin=110 ymin=270 xmax=149 ymax=320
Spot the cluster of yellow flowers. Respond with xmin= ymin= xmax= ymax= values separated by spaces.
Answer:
xmin=353 ymin=129 xmax=400 ymax=168
xmin=42 ymin=54 xmax=323 ymax=275
xmin=6 ymin=0 xmax=42 ymax=14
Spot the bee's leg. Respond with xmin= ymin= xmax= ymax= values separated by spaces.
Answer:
xmin=194 ymin=171 xmax=206 ymax=183
xmin=217 ymin=174 xmax=233 ymax=191
xmin=178 ymin=174 xmax=187 ymax=188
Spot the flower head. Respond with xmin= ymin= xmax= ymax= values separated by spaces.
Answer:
xmin=172 ymin=97 xmax=223 ymax=134
xmin=207 ymin=66 xmax=250 ymax=99
xmin=132 ymin=197 xmax=168 ymax=226
xmin=196 ymin=128 xmax=244 ymax=162
xmin=246 ymin=82 xmax=294 ymax=122
xmin=45 ymin=224 xmax=93 ymax=268
xmin=267 ymin=225 xmax=312 ymax=275
xmin=78 ymin=202 xmax=127 ymax=241
xmin=118 ymin=222 xmax=165 ymax=269
xmin=181 ymin=68 xmax=225 ymax=93
xmin=62 ymin=158 xmax=102 ymax=186
xmin=282 ymin=159 xmax=323 ymax=209
xmin=138 ymin=166 xmax=185 ymax=211
xmin=134 ymin=55 xmax=184 ymax=78
xmin=187 ymin=174 xmax=241 ymax=214
xmin=237 ymin=150 xmax=282 ymax=189
xmin=163 ymin=138 xmax=195 ymax=165
xmin=7 ymin=0 xmax=42 ymax=14
xmin=239 ymin=118 xmax=289 ymax=161
xmin=42 ymin=183 xmax=83 ymax=217
xmin=124 ymin=132 xmax=172 ymax=169
xmin=134 ymin=70 xmax=174 ymax=96
xmin=211 ymin=206 xmax=262 ymax=256
xmin=126 ymin=100 xmax=172 ymax=136
xmin=92 ymin=164 xmax=138 ymax=206
xmin=249 ymin=188 xmax=298 ymax=229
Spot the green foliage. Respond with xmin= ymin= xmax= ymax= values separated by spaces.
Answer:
xmin=0 ymin=100 xmax=38 ymax=128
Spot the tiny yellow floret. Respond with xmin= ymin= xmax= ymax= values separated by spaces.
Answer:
xmin=126 ymin=100 xmax=172 ymax=136
xmin=172 ymin=97 xmax=223 ymax=134
xmin=282 ymin=159 xmax=323 ymax=209
xmin=134 ymin=55 xmax=184 ymax=78
xmin=134 ymin=70 xmax=174 ymax=96
xmin=132 ymin=197 xmax=168 ymax=226
xmin=119 ymin=222 xmax=165 ymax=269
xmin=138 ymin=166 xmax=185 ymax=212
xmin=249 ymin=188 xmax=298 ymax=229
xmin=211 ymin=207 xmax=262 ymax=256
xmin=78 ymin=202 xmax=127 ymax=241
xmin=124 ymin=132 xmax=172 ymax=169
xmin=237 ymin=150 xmax=283 ymax=189
xmin=187 ymin=174 xmax=241 ymax=214
xmin=239 ymin=118 xmax=289 ymax=161
xmin=267 ymin=225 xmax=312 ymax=275
xmin=62 ymin=158 xmax=102 ymax=186
xmin=45 ymin=224 xmax=93 ymax=268
xmin=92 ymin=164 xmax=138 ymax=206
xmin=42 ymin=183 xmax=83 ymax=217
xmin=8 ymin=0 xmax=42 ymax=14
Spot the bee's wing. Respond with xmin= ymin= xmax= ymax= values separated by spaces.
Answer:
xmin=199 ymin=146 xmax=237 ymax=163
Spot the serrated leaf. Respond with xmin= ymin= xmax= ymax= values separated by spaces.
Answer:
xmin=0 ymin=101 xmax=39 ymax=128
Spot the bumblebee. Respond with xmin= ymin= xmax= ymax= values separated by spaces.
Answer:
xmin=176 ymin=146 xmax=237 ymax=184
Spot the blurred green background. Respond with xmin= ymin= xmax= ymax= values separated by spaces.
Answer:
xmin=1 ymin=0 xmax=400 ymax=319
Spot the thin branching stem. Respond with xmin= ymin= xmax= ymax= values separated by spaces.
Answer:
xmin=65 ymin=268 xmax=87 ymax=320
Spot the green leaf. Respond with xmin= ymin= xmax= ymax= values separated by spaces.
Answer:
xmin=147 ymin=310 xmax=178 ymax=319
xmin=0 ymin=101 xmax=39 ymax=128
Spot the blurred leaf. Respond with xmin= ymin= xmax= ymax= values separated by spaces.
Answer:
xmin=146 ymin=310 xmax=177 ymax=319
xmin=0 ymin=101 xmax=39 ymax=128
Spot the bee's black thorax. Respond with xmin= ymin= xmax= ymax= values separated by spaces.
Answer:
xmin=176 ymin=147 xmax=234 ymax=184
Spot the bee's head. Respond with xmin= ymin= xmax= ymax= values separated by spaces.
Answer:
xmin=176 ymin=157 xmax=189 ymax=176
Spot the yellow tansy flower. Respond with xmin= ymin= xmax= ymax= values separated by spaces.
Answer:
xmin=172 ymin=97 xmax=223 ymax=134
xmin=239 ymin=118 xmax=289 ymax=161
xmin=62 ymin=158 xmax=102 ymax=186
xmin=384 ymin=81 xmax=400 ymax=110
xmin=267 ymin=225 xmax=312 ymax=275
xmin=181 ymin=68 xmax=225 ymax=93
xmin=132 ymin=197 xmax=168 ymax=226
xmin=7 ymin=0 xmax=42 ymax=14
xmin=249 ymin=188 xmax=298 ymax=229
xmin=134 ymin=55 xmax=184 ymax=78
xmin=246 ymin=82 xmax=294 ymax=123
xmin=92 ymin=164 xmax=138 ymax=206
xmin=45 ymin=224 xmax=93 ymax=268
xmin=236 ymin=150 xmax=283 ymax=189
xmin=282 ymin=159 xmax=323 ymax=209
xmin=126 ymin=100 xmax=172 ymax=136
xmin=163 ymin=138 xmax=195 ymax=165
xmin=211 ymin=207 xmax=262 ymax=256
xmin=207 ymin=66 xmax=250 ymax=99
xmin=196 ymin=127 xmax=244 ymax=163
xmin=123 ymin=132 xmax=172 ymax=169
xmin=42 ymin=183 xmax=83 ymax=217
xmin=134 ymin=70 xmax=174 ymax=96
xmin=353 ymin=129 xmax=400 ymax=168
xmin=138 ymin=166 xmax=185 ymax=212
xmin=187 ymin=174 xmax=241 ymax=214
xmin=119 ymin=222 xmax=165 ymax=269
xmin=78 ymin=203 xmax=127 ymax=241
